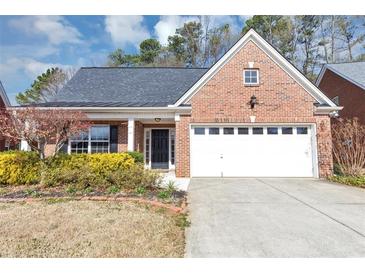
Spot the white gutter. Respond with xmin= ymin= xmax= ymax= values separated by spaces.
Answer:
xmin=314 ymin=106 xmax=343 ymax=115
xmin=11 ymin=106 xmax=192 ymax=113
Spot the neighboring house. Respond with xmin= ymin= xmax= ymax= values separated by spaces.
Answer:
xmin=34 ymin=30 xmax=341 ymax=185
xmin=316 ymin=61 xmax=365 ymax=124
xmin=0 ymin=81 xmax=11 ymax=151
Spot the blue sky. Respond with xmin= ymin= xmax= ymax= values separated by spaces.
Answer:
xmin=0 ymin=15 xmax=246 ymax=104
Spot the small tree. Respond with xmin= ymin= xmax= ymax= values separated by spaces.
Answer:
xmin=332 ymin=118 xmax=365 ymax=176
xmin=0 ymin=107 xmax=90 ymax=159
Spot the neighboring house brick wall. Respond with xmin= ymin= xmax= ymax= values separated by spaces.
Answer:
xmin=175 ymin=41 xmax=332 ymax=178
xmin=318 ymin=69 xmax=365 ymax=124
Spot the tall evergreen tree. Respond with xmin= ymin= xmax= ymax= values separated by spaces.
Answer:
xmin=139 ymin=39 xmax=161 ymax=64
xmin=16 ymin=68 xmax=72 ymax=105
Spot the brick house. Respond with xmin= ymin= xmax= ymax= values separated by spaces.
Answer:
xmin=34 ymin=30 xmax=341 ymax=188
xmin=316 ymin=61 xmax=365 ymax=124
xmin=0 ymin=81 xmax=11 ymax=151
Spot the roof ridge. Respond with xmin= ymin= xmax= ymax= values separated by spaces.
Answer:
xmin=327 ymin=61 xmax=365 ymax=65
xmin=80 ymin=66 xmax=210 ymax=70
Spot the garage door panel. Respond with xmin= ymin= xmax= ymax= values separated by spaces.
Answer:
xmin=191 ymin=125 xmax=314 ymax=177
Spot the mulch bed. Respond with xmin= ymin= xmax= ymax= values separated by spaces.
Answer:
xmin=0 ymin=185 xmax=186 ymax=214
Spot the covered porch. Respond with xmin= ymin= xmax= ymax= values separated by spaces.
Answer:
xmin=65 ymin=107 xmax=189 ymax=172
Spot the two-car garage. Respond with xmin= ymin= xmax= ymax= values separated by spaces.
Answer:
xmin=190 ymin=125 xmax=317 ymax=178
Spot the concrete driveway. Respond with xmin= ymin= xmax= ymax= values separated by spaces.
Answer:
xmin=185 ymin=178 xmax=365 ymax=257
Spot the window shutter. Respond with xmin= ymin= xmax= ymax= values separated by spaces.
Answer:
xmin=110 ymin=125 xmax=118 ymax=153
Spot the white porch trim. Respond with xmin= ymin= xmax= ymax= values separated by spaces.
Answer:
xmin=144 ymin=127 xmax=176 ymax=170
xmin=127 ymin=118 xmax=135 ymax=151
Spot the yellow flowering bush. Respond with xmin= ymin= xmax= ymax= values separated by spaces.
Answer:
xmin=0 ymin=151 xmax=41 ymax=185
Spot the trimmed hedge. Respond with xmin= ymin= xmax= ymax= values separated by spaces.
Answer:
xmin=0 ymin=151 xmax=41 ymax=185
xmin=42 ymin=153 xmax=136 ymax=188
xmin=0 ymin=151 xmax=159 ymax=191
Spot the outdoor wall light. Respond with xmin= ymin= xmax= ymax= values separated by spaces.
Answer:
xmin=249 ymin=95 xmax=257 ymax=109
xmin=154 ymin=118 xmax=161 ymax=122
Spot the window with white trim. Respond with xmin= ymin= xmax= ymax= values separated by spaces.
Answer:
xmin=70 ymin=131 xmax=89 ymax=154
xmin=90 ymin=126 xmax=110 ymax=153
xmin=145 ymin=130 xmax=151 ymax=164
xmin=70 ymin=125 xmax=110 ymax=154
xmin=170 ymin=129 xmax=175 ymax=165
xmin=244 ymin=69 xmax=259 ymax=85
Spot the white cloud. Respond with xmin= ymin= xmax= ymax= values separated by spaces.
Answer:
xmin=9 ymin=16 xmax=83 ymax=45
xmin=154 ymin=16 xmax=245 ymax=45
xmin=0 ymin=57 xmax=69 ymax=80
xmin=104 ymin=16 xmax=150 ymax=48
xmin=154 ymin=15 xmax=198 ymax=45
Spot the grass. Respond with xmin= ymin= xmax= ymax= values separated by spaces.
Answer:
xmin=329 ymin=175 xmax=365 ymax=188
xmin=0 ymin=200 xmax=185 ymax=257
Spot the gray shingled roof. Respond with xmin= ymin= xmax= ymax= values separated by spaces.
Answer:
xmin=35 ymin=67 xmax=208 ymax=107
xmin=0 ymin=81 xmax=11 ymax=107
xmin=327 ymin=62 xmax=365 ymax=90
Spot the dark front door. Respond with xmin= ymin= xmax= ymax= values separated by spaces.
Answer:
xmin=151 ymin=129 xmax=169 ymax=169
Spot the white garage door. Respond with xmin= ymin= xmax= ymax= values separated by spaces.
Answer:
xmin=190 ymin=125 xmax=315 ymax=177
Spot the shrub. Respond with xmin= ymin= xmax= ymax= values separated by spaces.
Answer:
xmin=107 ymin=164 xmax=161 ymax=191
xmin=135 ymin=186 xmax=146 ymax=195
xmin=107 ymin=185 xmax=120 ymax=194
xmin=127 ymin=151 xmax=144 ymax=164
xmin=42 ymin=153 xmax=135 ymax=188
xmin=332 ymin=118 xmax=365 ymax=176
xmin=330 ymin=175 xmax=365 ymax=188
xmin=42 ymin=153 xmax=159 ymax=192
xmin=157 ymin=190 xmax=171 ymax=200
xmin=0 ymin=151 xmax=160 ymax=192
xmin=0 ymin=151 xmax=41 ymax=185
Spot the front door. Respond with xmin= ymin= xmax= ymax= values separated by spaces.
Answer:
xmin=151 ymin=129 xmax=169 ymax=169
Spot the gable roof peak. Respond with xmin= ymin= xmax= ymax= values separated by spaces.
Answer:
xmin=173 ymin=28 xmax=338 ymax=109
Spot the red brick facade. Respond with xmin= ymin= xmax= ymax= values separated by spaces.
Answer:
xmin=318 ymin=69 xmax=365 ymax=124
xmin=175 ymin=41 xmax=333 ymax=178
xmin=43 ymin=41 xmax=334 ymax=178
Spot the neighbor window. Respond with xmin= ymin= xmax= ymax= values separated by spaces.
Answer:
xmin=332 ymin=96 xmax=339 ymax=106
xmin=194 ymin=128 xmax=205 ymax=135
xmin=252 ymin=127 xmax=264 ymax=135
xmin=223 ymin=128 xmax=234 ymax=135
xmin=244 ymin=69 xmax=259 ymax=85
xmin=209 ymin=127 xmax=220 ymax=135
xmin=267 ymin=127 xmax=278 ymax=135
xmin=70 ymin=125 xmax=110 ymax=154
xmin=282 ymin=127 xmax=293 ymax=135
xmin=238 ymin=127 xmax=249 ymax=135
